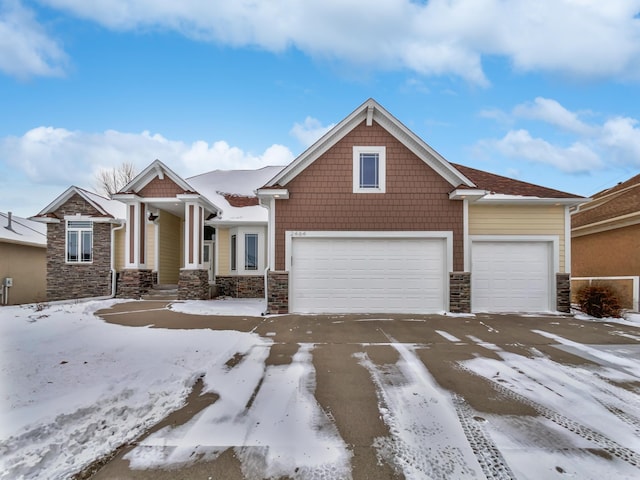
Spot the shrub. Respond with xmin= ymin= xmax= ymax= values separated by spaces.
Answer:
xmin=576 ymin=285 xmax=622 ymax=318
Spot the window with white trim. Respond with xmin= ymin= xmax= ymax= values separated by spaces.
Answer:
xmin=245 ymin=234 xmax=258 ymax=270
xmin=66 ymin=220 xmax=93 ymax=263
xmin=353 ymin=146 xmax=386 ymax=193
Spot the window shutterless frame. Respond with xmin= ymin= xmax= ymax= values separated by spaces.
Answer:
xmin=245 ymin=233 xmax=258 ymax=270
xmin=353 ymin=146 xmax=386 ymax=193
xmin=66 ymin=220 xmax=93 ymax=263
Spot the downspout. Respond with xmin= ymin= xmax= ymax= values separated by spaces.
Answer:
xmin=111 ymin=221 xmax=126 ymax=297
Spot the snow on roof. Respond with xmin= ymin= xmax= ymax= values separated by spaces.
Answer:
xmin=75 ymin=187 xmax=127 ymax=219
xmin=187 ymin=166 xmax=284 ymax=223
xmin=0 ymin=212 xmax=46 ymax=247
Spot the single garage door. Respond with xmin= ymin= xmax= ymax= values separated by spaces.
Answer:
xmin=472 ymin=241 xmax=552 ymax=312
xmin=290 ymin=236 xmax=448 ymax=314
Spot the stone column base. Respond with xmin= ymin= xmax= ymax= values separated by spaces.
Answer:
xmin=267 ymin=271 xmax=289 ymax=314
xmin=178 ymin=269 xmax=210 ymax=300
xmin=118 ymin=269 xmax=153 ymax=299
xmin=450 ymin=272 xmax=471 ymax=313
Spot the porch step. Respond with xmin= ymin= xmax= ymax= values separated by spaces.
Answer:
xmin=142 ymin=284 xmax=178 ymax=301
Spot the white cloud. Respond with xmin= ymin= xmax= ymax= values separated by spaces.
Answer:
xmin=600 ymin=116 xmax=640 ymax=166
xmin=486 ymin=129 xmax=602 ymax=173
xmin=0 ymin=0 xmax=67 ymax=78
xmin=22 ymin=0 xmax=640 ymax=84
xmin=1 ymin=127 xmax=295 ymax=188
xmin=290 ymin=117 xmax=335 ymax=148
xmin=513 ymin=97 xmax=594 ymax=135
xmin=477 ymin=97 xmax=640 ymax=173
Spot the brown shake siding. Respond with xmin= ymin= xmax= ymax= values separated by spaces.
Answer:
xmin=138 ymin=176 xmax=187 ymax=197
xmin=274 ymin=121 xmax=464 ymax=270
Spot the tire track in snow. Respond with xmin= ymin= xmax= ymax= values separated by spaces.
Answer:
xmin=457 ymin=364 xmax=640 ymax=469
xmin=451 ymin=394 xmax=516 ymax=480
xmin=355 ymin=337 xmax=484 ymax=479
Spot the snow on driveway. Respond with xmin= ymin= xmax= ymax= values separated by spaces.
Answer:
xmin=461 ymin=330 xmax=640 ymax=479
xmin=1 ymin=300 xmax=640 ymax=479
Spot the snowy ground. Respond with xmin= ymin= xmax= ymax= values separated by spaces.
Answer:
xmin=1 ymin=300 xmax=639 ymax=479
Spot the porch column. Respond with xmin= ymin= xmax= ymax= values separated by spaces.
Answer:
xmin=179 ymin=202 xmax=209 ymax=300
xmin=183 ymin=202 xmax=204 ymax=269
xmin=125 ymin=201 xmax=147 ymax=268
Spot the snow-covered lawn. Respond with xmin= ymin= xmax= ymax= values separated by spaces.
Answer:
xmin=1 ymin=300 xmax=639 ymax=479
xmin=0 ymin=299 xmax=272 ymax=479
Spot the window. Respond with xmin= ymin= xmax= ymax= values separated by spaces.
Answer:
xmin=66 ymin=221 xmax=93 ymax=263
xmin=245 ymin=234 xmax=258 ymax=270
xmin=231 ymin=234 xmax=237 ymax=271
xmin=353 ymin=146 xmax=386 ymax=193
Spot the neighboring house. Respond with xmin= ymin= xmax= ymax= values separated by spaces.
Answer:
xmin=31 ymin=99 xmax=584 ymax=314
xmin=257 ymin=99 xmax=584 ymax=314
xmin=0 ymin=212 xmax=46 ymax=305
xmin=571 ymin=173 xmax=640 ymax=310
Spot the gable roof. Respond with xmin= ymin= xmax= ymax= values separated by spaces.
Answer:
xmin=0 ymin=212 xmax=46 ymax=248
xmin=32 ymin=186 xmax=126 ymax=222
xmin=572 ymin=172 xmax=640 ymax=229
xmin=187 ymin=166 xmax=283 ymax=223
xmin=452 ymin=164 xmax=583 ymax=200
xmin=264 ymin=98 xmax=475 ymax=189
xmin=117 ymin=159 xmax=195 ymax=195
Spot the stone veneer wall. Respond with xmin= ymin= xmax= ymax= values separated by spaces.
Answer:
xmin=46 ymin=194 xmax=113 ymax=301
xmin=178 ymin=269 xmax=210 ymax=300
xmin=449 ymin=272 xmax=471 ymax=314
xmin=216 ymin=275 xmax=264 ymax=298
xmin=267 ymin=271 xmax=289 ymax=314
xmin=556 ymin=273 xmax=571 ymax=313
xmin=117 ymin=269 xmax=153 ymax=298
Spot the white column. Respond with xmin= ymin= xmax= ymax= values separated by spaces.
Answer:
xmin=125 ymin=201 xmax=146 ymax=268
xmin=183 ymin=202 xmax=203 ymax=269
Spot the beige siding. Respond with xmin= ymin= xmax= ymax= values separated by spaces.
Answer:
xmin=114 ymin=226 xmax=125 ymax=271
xmin=146 ymin=222 xmax=156 ymax=271
xmin=469 ymin=204 xmax=567 ymax=272
xmin=0 ymin=243 xmax=46 ymax=304
xmin=158 ymin=211 xmax=181 ymax=284
xmin=217 ymin=227 xmax=230 ymax=275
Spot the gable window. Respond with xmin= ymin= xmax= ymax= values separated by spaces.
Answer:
xmin=245 ymin=234 xmax=258 ymax=270
xmin=67 ymin=221 xmax=93 ymax=263
xmin=353 ymin=146 xmax=386 ymax=193
xmin=231 ymin=234 xmax=237 ymax=271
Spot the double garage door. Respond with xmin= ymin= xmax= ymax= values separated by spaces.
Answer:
xmin=290 ymin=235 xmax=448 ymax=314
xmin=289 ymin=234 xmax=554 ymax=314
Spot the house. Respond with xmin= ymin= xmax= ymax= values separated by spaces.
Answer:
xmin=0 ymin=212 xmax=47 ymax=305
xmin=571 ymin=173 xmax=640 ymax=310
xmin=31 ymin=99 xmax=584 ymax=314
xmin=32 ymin=164 xmax=281 ymax=302
xmin=257 ymin=99 xmax=584 ymax=314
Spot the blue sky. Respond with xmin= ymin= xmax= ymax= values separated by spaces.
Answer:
xmin=2 ymin=0 xmax=640 ymax=218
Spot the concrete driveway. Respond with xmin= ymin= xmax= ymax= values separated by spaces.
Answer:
xmin=82 ymin=302 xmax=640 ymax=479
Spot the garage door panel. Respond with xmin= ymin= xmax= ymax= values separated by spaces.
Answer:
xmin=290 ymin=236 xmax=447 ymax=314
xmin=472 ymin=241 xmax=551 ymax=313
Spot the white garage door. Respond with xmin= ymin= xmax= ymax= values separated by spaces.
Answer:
xmin=472 ymin=241 xmax=552 ymax=312
xmin=290 ymin=236 xmax=447 ymax=314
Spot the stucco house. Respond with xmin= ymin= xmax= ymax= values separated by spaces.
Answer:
xmin=32 ymin=99 xmax=584 ymax=314
xmin=0 ymin=211 xmax=46 ymax=305
xmin=571 ymin=173 xmax=640 ymax=310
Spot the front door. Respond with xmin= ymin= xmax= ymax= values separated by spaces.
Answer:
xmin=203 ymin=240 xmax=215 ymax=282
